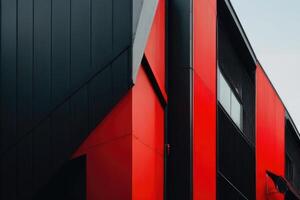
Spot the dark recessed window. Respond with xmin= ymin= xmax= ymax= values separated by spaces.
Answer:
xmin=217 ymin=67 xmax=243 ymax=131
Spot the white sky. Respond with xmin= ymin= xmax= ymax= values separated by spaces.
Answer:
xmin=230 ymin=0 xmax=300 ymax=131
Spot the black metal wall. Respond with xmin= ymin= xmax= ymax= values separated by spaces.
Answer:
xmin=217 ymin=4 xmax=256 ymax=199
xmin=218 ymin=20 xmax=255 ymax=146
xmin=217 ymin=106 xmax=255 ymax=200
xmin=167 ymin=0 xmax=193 ymax=199
xmin=33 ymin=156 xmax=86 ymax=200
xmin=0 ymin=0 xmax=132 ymax=199
xmin=286 ymin=120 xmax=300 ymax=191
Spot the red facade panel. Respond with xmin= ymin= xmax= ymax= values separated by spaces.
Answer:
xmin=144 ymin=0 xmax=166 ymax=97
xmin=73 ymin=93 xmax=133 ymax=200
xmin=73 ymin=92 xmax=133 ymax=154
xmin=132 ymin=67 xmax=164 ymax=200
xmin=193 ymin=0 xmax=217 ymax=199
xmin=72 ymin=1 xmax=166 ymax=198
xmin=86 ymin=136 xmax=132 ymax=200
xmin=72 ymin=67 xmax=164 ymax=200
xmin=256 ymin=66 xmax=285 ymax=200
xmin=132 ymin=137 xmax=164 ymax=200
xmin=133 ymin=66 xmax=164 ymax=156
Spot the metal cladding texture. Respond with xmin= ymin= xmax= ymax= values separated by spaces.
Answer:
xmin=0 ymin=0 xmax=132 ymax=199
xmin=193 ymin=0 xmax=217 ymax=199
xmin=72 ymin=0 xmax=166 ymax=199
xmin=256 ymin=65 xmax=285 ymax=200
xmin=167 ymin=0 xmax=193 ymax=198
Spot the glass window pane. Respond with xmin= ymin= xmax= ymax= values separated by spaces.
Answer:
xmin=231 ymin=93 xmax=242 ymax=129
xmin=218 ymin=70 xmax=231 ymax=114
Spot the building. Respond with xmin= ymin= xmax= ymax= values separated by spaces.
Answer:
xmin=1 ymin=0 xmax=300 ymax=199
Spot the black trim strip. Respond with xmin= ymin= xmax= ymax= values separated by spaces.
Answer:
xmin=218 ymin=171 xmax=249 ymax=200
xmin=142 ymin=55 xmax=167 ymax=107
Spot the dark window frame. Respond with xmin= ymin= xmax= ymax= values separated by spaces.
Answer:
xmin=217 ymin=65 xmax=244 ymax=131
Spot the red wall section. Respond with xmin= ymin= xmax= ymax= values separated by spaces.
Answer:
xmin=144 ymin=0 xmax=165 ymax=96
xmin=132 ymin=0 xmax=165 ymax=197
xmin=73 ymin=93 xmax=133 ymax=155
xmin=73 ymin=92 xmax=133 ymax=200
xmin=72 ymin=66 xmax=164 ymax=200
xmin=132 ymin=66 xmax=164 ymax=200
xmin=256 ymin=66 xmax=285 ymax=200
xmin=132 ymin=67 xmax=164 ymax=156
xmin=71 ymin=1 xmax=166 ymax=198
xmin=193 ymin=0 xmax=217 ymax=199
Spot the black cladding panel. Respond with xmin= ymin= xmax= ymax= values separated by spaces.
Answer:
xmin=32 ymin=119 xmax=52 ymax=192
xmin=17 ymin=0 xmax=34 ymax=136
xmin=33 ymin=156 xmax=86 ymax=200
xmin=17 ymin=134 xmax=33 ymax=200
xmin=52 ymin=0 xmax=71 ymax=104
xmin=218 ymin=106 xmax=255 ymax=200
xmin=70 ymin=0 xmax=91 ymax=88
xmin=217 ymin=5 xmax=256 ymax=198
xmin=285 ymin=120 xmax=300 ymax=191
xmin=167 ymin=68 xmax=193 ymax=200
xmin=1 ymin=0 xmax=17 ymax=152
xmin=33 ymin=0 xmax=52 ymax=123
xmin=0 ymin=0 xmax=132 ymax=198
xmin=218 ymin=20 xmax=255 ymax=146
xmin=92 ymin=0 xmax=113 ymax=69
xmin=167 ymin=0 xmax=193 ymax=199
xmin=0 ymin=148 xmax=17 ymax=200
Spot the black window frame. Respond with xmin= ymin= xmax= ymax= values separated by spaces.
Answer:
xmin=217 ymin=65 xmax=244 ymax=132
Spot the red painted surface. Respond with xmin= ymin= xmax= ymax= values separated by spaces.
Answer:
xmin=85 ymin=136 xmax=132 ymax=200
xmin=72 ymin=0 xmax=166 ymax=198
xmin=72 ymin=67 xmax=164 ymax=200
xmin=132 ymin=67 xmax=164 ymax=200
xmin=73 ymin=92 xmax=133 ymax=155
xmin=145 ymin=0 xmax=165 ymax=97
xmin=256 ymin=66 xmax=285 ymax=200
xmin=193 ymin=0 xmax=217 ymax=199
xmin=132 ymin=136 xmax=164 ymax=200
xmin=73 ymin=92 xmax=133 ymax=200
xmin=133 ymin=66 xmax=164 ymax=156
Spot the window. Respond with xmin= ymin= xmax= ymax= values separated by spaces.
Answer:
xmin=218 ymin=67 xmax=243 ymax=130
xmin=218 ymin=69 xmax=231 ymax=114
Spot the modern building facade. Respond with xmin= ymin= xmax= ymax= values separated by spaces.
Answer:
xmin=1 ymin=0 xmax=300 ymax=199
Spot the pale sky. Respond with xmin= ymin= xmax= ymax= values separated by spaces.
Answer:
xmin=230 ymin=0 xmax=300 ymax=131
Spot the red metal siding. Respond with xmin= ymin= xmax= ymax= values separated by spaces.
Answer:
xmin=144 ymin=0 xmax=166 ymax=97
xmin=72 ymin=1 xmax=166 ymax=198
xmin=256 ymin=66 xmax=285 ymax=200
xmin=73 ymin=92 xmax=133 ymax=200
xmin=133 ymin=0 xmax=165 ymax=197
xmin=193 ymin=0 xmax=217 ymax=199
xmin=132 ymin=67 xmax=164 ymax=200
xmin=72 ymin=66 xmax=164 ymax=200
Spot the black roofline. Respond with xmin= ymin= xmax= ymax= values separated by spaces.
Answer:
xmin=223 ymin=0 xmax=300 ymax=138
xmin=223 ymin=0 xmax=258 ymax=64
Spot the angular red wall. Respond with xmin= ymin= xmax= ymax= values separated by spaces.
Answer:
xmin=72 ymin=65 xmax=165 ymax=200
xmin=72 ymin=0 xmax=166 ymax=199
xmin=133 ymin=1 xmax=166 ymax=197
xmin=132 ymin=67 xmax=164 ymax=200
xmin=256 ymin=65 xmax=285 ymax=200
xmin=72 ymin=92 xmax=133 ymax=200
xmin=193 ymin=0 xmax=217 ymax=199
xmin=145 ymin=0 xmax=166 ymax=96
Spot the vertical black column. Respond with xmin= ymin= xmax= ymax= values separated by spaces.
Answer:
xmin=167 ymin=0 xmax=193 ymax=199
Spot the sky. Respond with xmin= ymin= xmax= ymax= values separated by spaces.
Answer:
xmin=230 ymin=0 xmax=300 ymax=131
